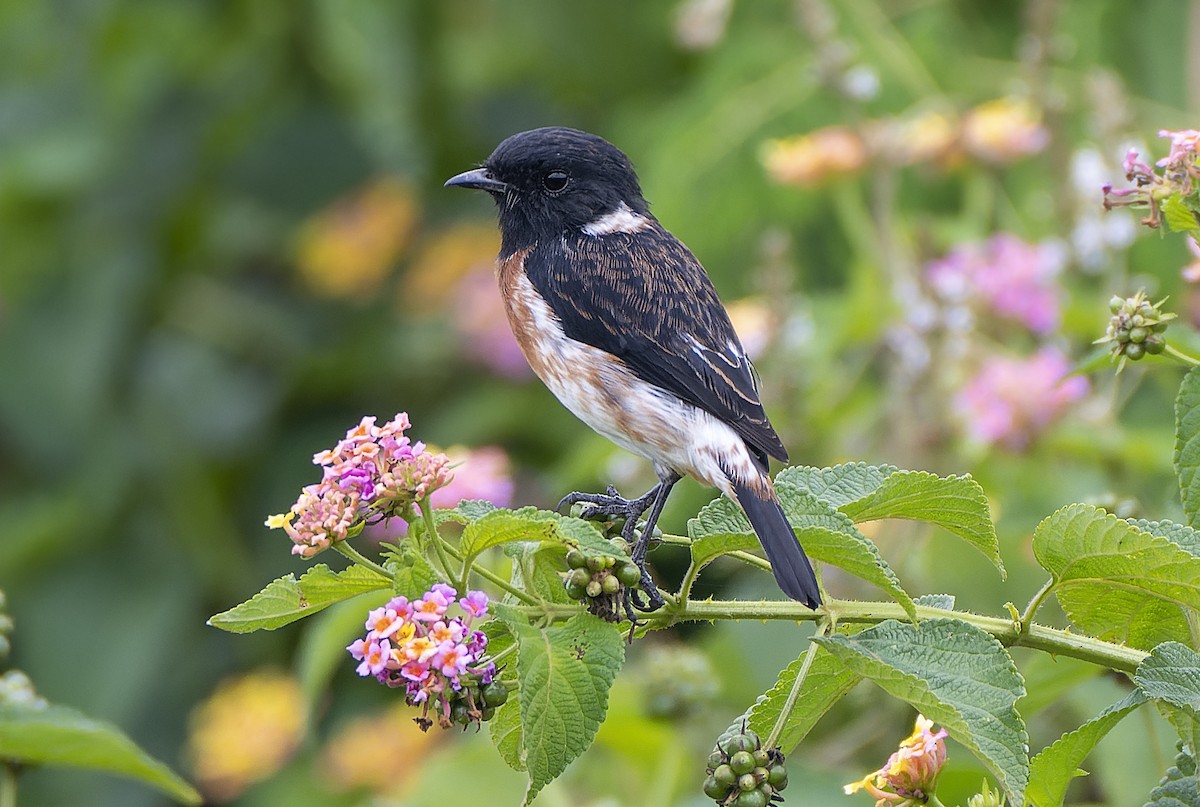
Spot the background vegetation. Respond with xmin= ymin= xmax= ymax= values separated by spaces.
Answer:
xmin=2 ymin=0 xmax=1198 ymax=804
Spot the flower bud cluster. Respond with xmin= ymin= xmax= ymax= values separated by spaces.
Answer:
xmin=1098 ymin=291 xmax=1173 ymax=363
xmin=1103 ymin=129 xmax=1200 ymax=229
xmin=266 ymin=414 xmax=453 ymax=557
xmin=347 ymin=584 xmax=505 ymax=731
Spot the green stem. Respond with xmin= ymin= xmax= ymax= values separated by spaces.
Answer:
xmin=1019 ymin=578 xmax=1056 ymax=630
xmin=1166 ymin=343 xmax=1200 ymax=366
xmin=653 ymin=599 xmax=1148 ymax=674
xmin=764 ymin=624 xmax=828 ymax=750
xmin=437 ymin=541 xmax=539 ymax=605
xmin=419 ymin=499 xmax=459 ymax=583
xmin=332 ymin=541 xmax=391 ymax=579
xmin=0 ymin=763 xmax=16 ymax=807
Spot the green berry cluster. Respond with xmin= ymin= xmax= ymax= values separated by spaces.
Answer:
xmin=703 ymin=727 xmax=788 ymax=807
xmin=1101 ymin=291 xmax=1173 ymax=362
xmin=563 ymin=541 xmax=642 ymax=622
xmin=442 ymin=680 xmax=509 ymax=730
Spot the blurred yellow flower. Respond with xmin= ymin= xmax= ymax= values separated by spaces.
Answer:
xmin=295 ymin=177 xmax=418 ymax=297
xmin=885 ymin=110 xmax=960 ymax=168
xmin=188 ymin=669 xmax=305 ymax=802
xmin=403 ymin=221 xmax=499 ymax=310
xmin=762 ymin=126 xmax=868 ymax=186
xmin=961 ymin=97 xmax=1049 ymax=165
xmin=322 ymin=704 xmax=440 ymax=795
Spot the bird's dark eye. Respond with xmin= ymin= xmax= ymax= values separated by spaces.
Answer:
xmin=543 ymin=170 xmax=570 ymax=193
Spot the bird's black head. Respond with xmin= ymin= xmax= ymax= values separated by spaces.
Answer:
xmin=445 ymin=127 xmax=651 ymax=254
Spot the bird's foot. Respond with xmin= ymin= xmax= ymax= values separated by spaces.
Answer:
xmin=558 ymin=484 xmax=667 ymax=621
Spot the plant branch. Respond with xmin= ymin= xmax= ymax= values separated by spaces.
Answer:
xmin=1019 ymin=578 xmax=1056 ymax=630
xmin=0 ymin=763 xmax=16 ymax=807
xmin=649 ymin=598 xmax=1147 ymax=674
xmin=419 ymin=499 xmax=459 ymax=584
xmin=332 ymin=541 xmax=391 ymax=579
xmin=437 ymin=542 xmax=539 ymax=605
xmin=765 ymin=623 xmax=829 ymax=750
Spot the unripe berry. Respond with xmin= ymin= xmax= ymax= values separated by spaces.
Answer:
xmin=1109 ymin=295 xmax=1125 ymax=313
xmin=601 ymin=574 xmax=621 ymax=594
xmin=729 ymin=750 xmax=755 ymax=775
xmin=585 ymin=580 xmax=603 ymax=598
xmin=1129 ymin=326 xmax=1148 ymax=343
xmin=738 ymin=773 xmax=757 ymax=792
xmin=586 ymin=555 xmax=606 ymax=572
xmin=713 ymin=764 xmax=737 ymax=788
xmin=733 ymin=789 xmax=768 ymax=807
xmin=1146 ymin=337 xmax=1166 ymax=354
xmin=767 ymin=764 xmax=788 ymax=789
xmin=616 ymin=563 xmax=642 ymax=587
xmin=566 ymin=549 xmax=587 ymax=569
xmin=482 ymin=682 xmax=509 ymax=707
xmin=567 ymin=568 xmax=590 ymax=589
xmin=752 ymin=749 xmax=770 ymax=767
xmin=1125 ymin=342 xmax=1146 ymax=360
xmin=702 ymin=775 xmax=725 ymax=800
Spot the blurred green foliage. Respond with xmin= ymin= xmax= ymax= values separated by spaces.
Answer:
xmin=1 ymin=0 xmax=1198 ymax=804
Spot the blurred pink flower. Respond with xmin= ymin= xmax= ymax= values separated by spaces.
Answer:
xmin=452 ymin=268 xmax=532 ymax=378
xmin=926 ymin=233 xmax=1065 ymax=334
xmin=428 ymin=445 xmax=515 ymax=510
xmin=954 ymin=348 xmax=1088 ymax=449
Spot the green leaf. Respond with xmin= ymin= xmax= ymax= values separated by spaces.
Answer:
xmin=841 ymin=471 xmax=1002 ymax=577
xmin=489 ymin=698 xmax=525 ymax=772
xmin=688 ymin=490 xmax=915 ymax=619
xmin=915 ymin=593 xmax=956 ymax=610
xmin=776 ymin=462 xmax=897 ymax=507
xmin=779 ymin=465 xmax=1002 ymax=575
xmin=503 ymin=541 xmax=575 ymax=604
xmin=389 ymin=543 xmax=441 ymax=599
xmin=506 ymin=612 xmax=625 ymax=805
xmin=1034 ymin=505 xmax=1200 ymax=649
xmin=208 ymin=564 xmax=391 ymax=633
xmin=778 ymin=487 xmax=915 ymax=620
xmin=688 ymin=494 xmax=752 ymax=538
xmin=1132 ymin=518 xmax=1200 ymax=556
xmin=1146 ymin=746 xmax=1200 ymax=807
xmin=1178 ymin=367 xmax=1200 ymax=529
xmin=1135 ymin=642 xmax=1200 ymax=711
xmin=461 ymin=511 xmax=557 ymax=567
xmin=454 ymin=499 xmax=500 ymax=522
xmin=1026 ymin=690 xmax=1147 ymax=807
xmin=1164 ymin=194 xmax=1200 ymax=235
xmin=0 ymin=700 xmax=201 ymax=804
xmin=816 ymin=618 xmax=1028 ymax=805
xmin=747 ymin=641 xmax=862 ymax=752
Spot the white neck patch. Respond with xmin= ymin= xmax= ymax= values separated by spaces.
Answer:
xmin=582 ymin=202 xmax=649 ymax=236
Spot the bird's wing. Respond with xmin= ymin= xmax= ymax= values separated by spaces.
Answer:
xmin=523 ymin=227 xmax=788 ymax=464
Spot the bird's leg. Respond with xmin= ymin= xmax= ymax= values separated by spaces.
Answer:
xmin=557 ymin=471 xmax=680 ymax=614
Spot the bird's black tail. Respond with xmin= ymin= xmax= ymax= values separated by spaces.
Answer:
xmin=731 ymin=477 xmax=821 ymax=608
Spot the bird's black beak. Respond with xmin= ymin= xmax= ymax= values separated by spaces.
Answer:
xmin=444 ymin=167 xmax=507 ymax=194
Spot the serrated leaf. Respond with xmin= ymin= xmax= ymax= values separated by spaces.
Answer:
xmin=1026 ymin=690 xmax=1147 ymax=807
xmin=1135 ymin=642 xmax=1200 ymax=711
xmin=688 ymin=490 xmax=915 ymax=618
xmin=778 ymin=487 xmax=915 ymax=620
xmin=208 ymin=564 xmax=391 ymax=633
xmin=489 ymin=698 xmax=525 ymax=772
xmin=507 ymin=613 xmax=625 ymax=805
xmin=1146 ymin=747 xmax=1200 ymax=807
xmin=747 ymin=641 xmax=862 ymax=752
xmin=0 ymin=700 xmax=201 ymax=804
xmin=1164 ymin=194 xmax=1200 ymax=235
xmin=776 ymin=462 xmax=898 ymax=508
xmin=915 ymin=594 xmax=956 ymax=610
xmin=816 ymin=618 xmax=1028 ymax=805
xmin=1178 ymin=367 xmax=1200 ymax=529
xmin=1132 ymin=518 xmax=1200 ymax=556
xmin=390 ymin=544 xmax=441 ymax=599
xmin=839 ymin=471 xmax=1002 ymax=577
xmin=1034 ymin=505 xmax=1200 ymax=649
xmin=510 ymin=508 xmax=629 ymax=560
xmin=688 ymin=495 xmax=752 ymax=538
xmin=454 ymin=499 xmax=500 ymax=521
xmin=461 ymin=511 xmax=557 ymax=566
xmin=690 ymin=532 xmax=760 ymax=569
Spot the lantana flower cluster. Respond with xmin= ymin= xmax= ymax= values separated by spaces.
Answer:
xmin=347 ymin=584 xmax=497 ymax=730
xmin=845 ymin=715 xmax=948 ymax=806
xmin=1104 ymin=128 xmax=1200 ymax=228
xmin=266 ymin=414 xmax=453 ymax=557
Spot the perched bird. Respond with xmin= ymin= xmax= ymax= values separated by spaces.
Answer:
xmin=445 ymin=127 xmax=820 ymax=610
